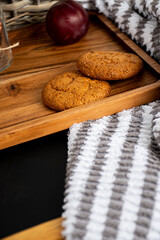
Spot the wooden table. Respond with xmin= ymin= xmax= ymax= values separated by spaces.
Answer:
xmin=1 ymin=13 xmax=160 ymax=240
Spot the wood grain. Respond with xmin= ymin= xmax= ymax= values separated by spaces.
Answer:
xmin=0 ymin=14 xmax=159 ymax=150
xmin=2 ymin=218 xmax=64 ymax=240
xmin=1 ymin=15 xmax=125 ymax=79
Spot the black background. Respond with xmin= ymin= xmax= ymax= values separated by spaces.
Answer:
xmin=0 ymin=130 xmax=68 ymax=238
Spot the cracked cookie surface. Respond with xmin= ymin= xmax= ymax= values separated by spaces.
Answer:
xmin=77 ymin=51 xmax=143 ymax=80
xmin=42 ymin=71 xmax=111 ymax=111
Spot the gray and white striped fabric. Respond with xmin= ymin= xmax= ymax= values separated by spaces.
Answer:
xmin=62 ymin=101 xmax=160 ymax=240
xmin=77 ymin=0 xmax=160 ymax=63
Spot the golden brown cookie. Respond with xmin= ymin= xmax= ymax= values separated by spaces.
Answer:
xmin=42 ymin=71 xmax=111 ymax=111
xmin=77 ymin=51 xmax=143 ymax=80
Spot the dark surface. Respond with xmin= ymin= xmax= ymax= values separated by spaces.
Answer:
xmin=0 ymin=130 xmax=68 ymax=238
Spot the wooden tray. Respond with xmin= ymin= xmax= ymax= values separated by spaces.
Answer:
xmin=0 ymin=13 xmax=160 ymax=150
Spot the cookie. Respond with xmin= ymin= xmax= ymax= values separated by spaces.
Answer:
xmin=77 ymin=51 xmax=143 ymax=80
xmin=42 ymin=71 xmax=111 ymax=111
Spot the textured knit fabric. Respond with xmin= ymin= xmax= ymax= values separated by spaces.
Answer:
xmin=77 ymin=0 xmax=160 ymax=63
xmin=62 ymin=101 xmax=160 ymax=240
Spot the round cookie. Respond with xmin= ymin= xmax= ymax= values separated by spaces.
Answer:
xmin=42 ymin=71 xmax=111 ymax=111
xmin=77 ymin=51 xmax=143 ymax=80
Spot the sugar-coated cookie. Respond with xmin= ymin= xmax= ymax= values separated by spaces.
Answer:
xmin=42 ymin=71 xmax=111 ymax=111
xmin=77 ymin=51 xmax=143 ymax=80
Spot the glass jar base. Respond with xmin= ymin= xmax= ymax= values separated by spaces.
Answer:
xmin=0 ymin=53 xmax=12 ymax=72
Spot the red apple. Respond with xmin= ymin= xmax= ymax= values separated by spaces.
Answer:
xmin=45 ymin=0 xmax=89 ymax=45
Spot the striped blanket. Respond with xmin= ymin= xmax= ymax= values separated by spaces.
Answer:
xmin=62 ymin=1 xmax=160 ymax=239
xmin=63 ymin=102 xmax=160 ymax=240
